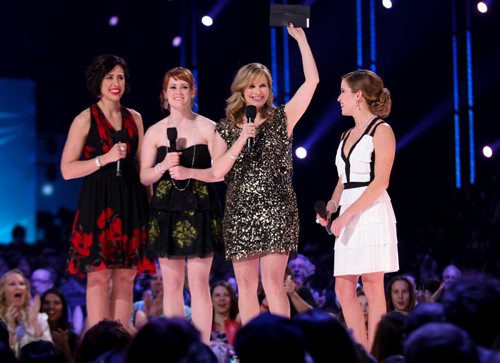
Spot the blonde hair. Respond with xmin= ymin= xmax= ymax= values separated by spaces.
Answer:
xmin=0 ymin=269 xmax=31 ymax=319
xmin=342 ymin=69 xmax=392 ymax=118
xmin=225 ymin=63 xmax=275 ymax=126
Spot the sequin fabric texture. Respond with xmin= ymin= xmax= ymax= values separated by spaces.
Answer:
xmin=215 ymin=105 xmax=299 ymax=260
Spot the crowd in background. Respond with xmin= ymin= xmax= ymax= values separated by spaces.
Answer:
xmin=0 ymin=178 xmax=499 ymax=362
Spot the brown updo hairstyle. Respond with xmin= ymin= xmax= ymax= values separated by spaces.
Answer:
xmin=86 ymin=54 xmax=130 ymax=98
xmin=342 ymin=69 xmax=392 ymax=118
xmin=159 ymin=67 xmax=196 ymax=110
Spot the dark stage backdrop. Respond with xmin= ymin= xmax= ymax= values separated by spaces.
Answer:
xmin=1 ymin=1 xmax=498 ymax=271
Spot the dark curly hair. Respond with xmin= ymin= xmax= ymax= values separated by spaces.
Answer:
xmin=86 ymin=54 xmax=130 ymax=97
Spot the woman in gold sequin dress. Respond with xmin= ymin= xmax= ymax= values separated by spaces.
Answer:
xmin=212 ymin=24 xmax=319 ymax=324
xmin=140 ymin=67 xmax=223 ymax=343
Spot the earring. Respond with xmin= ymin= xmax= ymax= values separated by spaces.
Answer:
xmin=162 ymin=99 xmax=169 ymax=110
xmin=355 ymin=99 xmax=361 ymax=111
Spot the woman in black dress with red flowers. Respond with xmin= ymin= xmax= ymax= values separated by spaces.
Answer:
xmin=61 ymin=54 xmax=155 ymax=330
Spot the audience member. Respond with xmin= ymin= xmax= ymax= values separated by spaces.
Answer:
xmin=0 ymin=341 xmax=18 ymax=363
xmin=210 ymin=281 xmax=241 ymax=346
xmin=386 ymin=275 xmax=415 ymax=314
xmin=404 ymin=322 xmax=480 ymax=363
xmin=403 ymin=302 xmax=445 ymax=338
xmin=415 ymin=278 xmax=440 ymax=305
xmin=0 ymin=257 xmax=10 ymax=278
xmin=357 ymin=286 xmax=369 ymax=332
xmin=430 ymin=264 xmax=462 ymax=302
xmin=30 ymin=268 xmax=57 ymax=298
xmin=125 ymin=317 xmax=209 ymax=363
xmin=417 ymin=249 xmax=440 ymax=283
xmin=18 ymin=341 xmax=67 ymax=363
xmin=9 ymin=225 xmax=30 ymax=255
xmin=0 ymin=320 xmax=9 ymax=345
xmin=0 ymin=270 xmax=52 ymax=356
xmin=260 ymin=269 xmax=317 ymax=317
xmin=234 ymin=313 xmax=308 ymax=363
xmin=132 ymin=267 xmax=192 ymax=330
xmin=57 ymin=277 xmax=85 ymax=336
xmin=370 ymin=311 xmax=406 ymax=362
xmin=441 ymin=273 xmax=500 ymax=349
xmin=293 ymin=309 xmax=359 ymax=363
xmin=40 ymin=288 xmax=79 ymax=363
xmin=73 ymin=319 xmax=131 ymax=363
xmin=284 ymin=271 xmax=317 ymax=317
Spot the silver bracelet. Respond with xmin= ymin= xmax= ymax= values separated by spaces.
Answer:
xmin=94 ymin=156 xmax=102 ymax=168
xmin=154 ymin=163 xmax=165 ymax=175
xmin=227 ymin=151 xmax=238 ymax=160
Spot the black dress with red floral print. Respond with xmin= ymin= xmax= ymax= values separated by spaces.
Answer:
xmin=67 ymin=103 xmax=155 ymax=276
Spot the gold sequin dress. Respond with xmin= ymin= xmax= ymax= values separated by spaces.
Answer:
xmin=215 ymin=105 xmax=299 ymax=260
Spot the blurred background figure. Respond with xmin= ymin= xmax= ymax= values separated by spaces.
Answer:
xmin=131 ymin=265 xmax=192 ymax=331
xmin=0 ymin=269 xmax=53 ymax=356
xmin=40 ymin=288 xmax=80 ymax=363
xmin=370 ymin=311 xmax=407 ymax=362
xmin=125 ymin=317 xmax=217 ymax=363
xmin=430 ymin=264 xmax=462 ymax=302
xmin=74 ymin=319 xmax=131 ymax=363
xmin=234 ymin=313 xmax=309 ymax=363
xmin=386 ymin=275 xmax=415 ymax=314
xmin=30 ymin=268 xmax=57 ymax=298
xmin=357 ymin=286 xmax=369 ymax=333
xmin=18 ymin=340 xmax=67 ymax=363
xmin=404 ymin=322 xmax=480 ymax=363
xmin=210 ymin=281 xmax=241 ymax=346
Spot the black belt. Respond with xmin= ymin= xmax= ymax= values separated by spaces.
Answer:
xmin=343 ymin=181 xmax=370 ymax=189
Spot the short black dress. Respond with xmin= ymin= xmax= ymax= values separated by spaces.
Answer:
xmin=67 ymin=104 xmax=156 ymax=276
xmin=148 ymin=144 xmax=224 ymax=258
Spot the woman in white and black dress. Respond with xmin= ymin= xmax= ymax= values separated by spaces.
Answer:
xmin=317 ymin=69 xmax=399 ymax=351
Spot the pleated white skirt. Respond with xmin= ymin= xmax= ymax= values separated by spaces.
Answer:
xmin=334 ymin=187 xmax=399 ymax=276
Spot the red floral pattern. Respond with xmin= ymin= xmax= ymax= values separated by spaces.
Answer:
xmin=67 ymin=104 xmax=155 ymax=275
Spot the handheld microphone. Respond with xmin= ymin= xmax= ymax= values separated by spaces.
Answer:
xmin=313 ymin=200 xmax=333 ymax=236
xmin=245 ymin=105 xmax=257 ymax=152
xmin=167 ymin=127 xmax=178 ymax=152
xmin=112 ymin=130 xmax=128 ymax=177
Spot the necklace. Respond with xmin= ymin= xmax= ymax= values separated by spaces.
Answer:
xmin=354 ymin=115 xmax=377 ymax=130
xmin=168 ymin=118 xmax=197 ymax=192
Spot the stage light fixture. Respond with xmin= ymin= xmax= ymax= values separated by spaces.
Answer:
xmin=295 ymin=147 xmax=307 ymax=159
xmin=477 ymin=2 xmax=488 ymax=13
xmin=172 ymin=36 xmax=182 ymax=47
xmin=41 ymin=183 xmax=54 ymax=197
xmin=382 ymin=0 xmax=393 ymax=9
xmin=109 ymin=16 xmax=119 ymax=27
xmin=201 ymin=16 xmax=213 ymax=27
xmin=482 ymin=146 xmax=493 ymax=158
